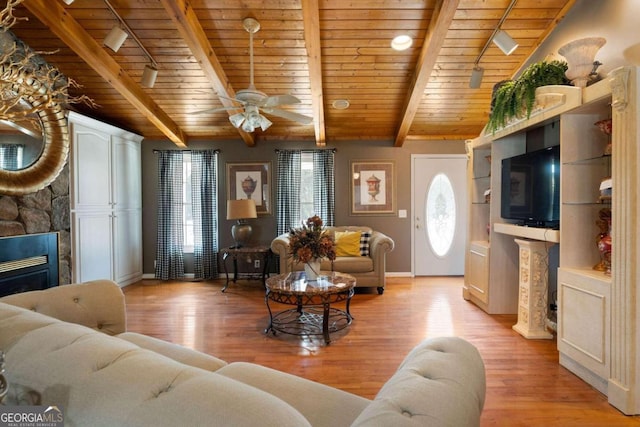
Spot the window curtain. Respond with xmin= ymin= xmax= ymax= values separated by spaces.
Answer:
xmin=313 ymin=150 xmax=335 ymax=226
xmin=155 ymin=151 xmax=185 ymax=280
xmin=276 ymin=150 xmax=301 ymax=235
xmin=191 ymin=150 xmax=218 ymax=280
xmin=0 ymin=144 xmax=24 ymax=170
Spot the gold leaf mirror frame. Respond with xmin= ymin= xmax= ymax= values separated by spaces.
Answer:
xmin=0 ymin=63 xmax=69 ymax=196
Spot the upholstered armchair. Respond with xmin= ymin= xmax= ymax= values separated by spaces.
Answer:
xmin=271 ymin=226 xmax=394 ymax=294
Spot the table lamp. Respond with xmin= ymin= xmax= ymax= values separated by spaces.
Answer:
xmin=227 ymin=199 xmax=257 ymax=248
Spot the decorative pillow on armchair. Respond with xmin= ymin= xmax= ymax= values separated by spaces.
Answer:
xmin=334 ymin=231 xmax=362 ymax=257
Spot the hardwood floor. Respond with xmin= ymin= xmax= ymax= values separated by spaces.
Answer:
xmin=123 ymin=276 xmax=640 ymax=426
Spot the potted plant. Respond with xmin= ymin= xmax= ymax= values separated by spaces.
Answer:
xmin=487 ymin=60 xmax=570 ymax=133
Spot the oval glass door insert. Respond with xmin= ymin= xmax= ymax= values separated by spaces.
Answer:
xmin=425 ymin=173 xmax=456 ymax=257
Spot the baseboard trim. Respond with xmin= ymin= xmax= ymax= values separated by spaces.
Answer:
xmin=386 ymin=272 xmax=412 ymax=277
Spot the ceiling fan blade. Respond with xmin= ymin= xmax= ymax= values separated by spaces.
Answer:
xmin=261 ymin=108 xmax=313 ymax=125
xmin=219 ymin=94 xmax=244 ymax=104
xmin=192 ymin=106 xmax=242 ymax=114
xmin=261 ymin=94 xmax=301 ymax=108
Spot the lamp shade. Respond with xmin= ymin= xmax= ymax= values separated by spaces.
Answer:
xmin=63 ymin=0 xmax=75 ymax=4
xmin=104 ymin=26 xmax=128 ymax=52
xmin=492 ymin=29 xmax=518 ymax=55
xmin=227 ymin=199 xmax=257 ymax=220
xmin=469 ymin=66 xmax=484 ymax=89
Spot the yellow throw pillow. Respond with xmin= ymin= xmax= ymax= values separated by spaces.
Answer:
xmin=334 ymin=231 xmax=362 ymax=257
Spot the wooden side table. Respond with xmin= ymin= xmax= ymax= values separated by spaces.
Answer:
xmin=220 ymin=246 xmax=272 ymax=292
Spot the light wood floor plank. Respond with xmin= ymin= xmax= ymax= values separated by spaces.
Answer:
xmin=123 ymin=276 xmax=640 ymax=426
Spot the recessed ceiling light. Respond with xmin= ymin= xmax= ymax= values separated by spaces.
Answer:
xmin=391 ymin=35 xmax=412 ymax=51
xmin=332 ymin=99 xmax=350 ymax=110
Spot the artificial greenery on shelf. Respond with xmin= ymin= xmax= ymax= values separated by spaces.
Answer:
xmin=487 ymin=60 xmax=570 ymax=133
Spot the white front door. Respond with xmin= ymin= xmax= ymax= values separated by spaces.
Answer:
xmin=412 ymin=155 xmax=468 ymax=276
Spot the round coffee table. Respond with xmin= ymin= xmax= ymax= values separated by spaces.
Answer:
xmin=264 ymin=271 xmax=355 ymax=344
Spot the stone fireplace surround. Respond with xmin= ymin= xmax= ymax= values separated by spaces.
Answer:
xmin=0 ymin=163 xmax=71 ymax=286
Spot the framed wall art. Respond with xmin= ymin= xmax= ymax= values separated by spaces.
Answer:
xmin=226 ymin=161 xmax=271 ymax=215
xmin=351 ymin=160 xmax=395 ymax=215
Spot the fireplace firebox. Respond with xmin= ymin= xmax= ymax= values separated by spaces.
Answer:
xmin=0 ymin=233 xmax=59 ymax=297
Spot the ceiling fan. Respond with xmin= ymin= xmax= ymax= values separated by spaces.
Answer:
xmin=197 ymin=17 xmax=313 ymax=132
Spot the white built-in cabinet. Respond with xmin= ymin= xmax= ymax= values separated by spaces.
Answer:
xmin=68 ymin=112 xmax=143 ymax=287
xmin=464 ymin=67 xmax=640 ymax=414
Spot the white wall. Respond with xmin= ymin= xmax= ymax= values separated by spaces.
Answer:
xmin=520 ymin=0 xmax=640 ymax=76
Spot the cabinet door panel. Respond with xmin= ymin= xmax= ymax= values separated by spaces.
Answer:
xmin=112 ymin=137 xmax=141 ymax=209
xmin=71 ymin=124 xmax=111 ymax=209
xmin=467 ymin=245 xmax=489 ymax=304
xmin=72 ymin=213 xmax=113 ymax=283
xmin=113 ymin=210 xmax=142 ymax=285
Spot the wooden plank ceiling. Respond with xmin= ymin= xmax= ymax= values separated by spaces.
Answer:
xmin=10 ymin=0 xmax=576 ymax=147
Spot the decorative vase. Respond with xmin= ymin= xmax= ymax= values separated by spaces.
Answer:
xmin=366 ymin=174 xmax=381 ymax=202
xmin=304 ymin=258 xmax=321 ymax=281
xmin=595 ymin=118 xmax=613 ymax=155
xmin=241 ymin=175 xmax=257 ymax=199
xmin=594 ymin=208 xmax=612 ymax=275
xmin=558 ymin=37 xmax=606 ymax=87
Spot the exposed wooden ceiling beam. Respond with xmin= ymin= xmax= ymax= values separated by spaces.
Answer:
xmin=301 ymin=0 xmax=326 ymax=146
xmin=160 ymin=0 xmax=254 ymax=146
xmin=23 ymin=0 xmax=187 ymax=147
xmin=394 ymin=0 xmax=459 ymax=147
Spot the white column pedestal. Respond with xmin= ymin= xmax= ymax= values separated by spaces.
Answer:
xmin=513 ymin=238 xmax=554 ymax=339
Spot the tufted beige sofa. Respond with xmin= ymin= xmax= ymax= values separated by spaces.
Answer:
xmin=271 ymin=226 xmax=395 ymax=294
xmin=0 ymin=280 xmax=485 ymax=427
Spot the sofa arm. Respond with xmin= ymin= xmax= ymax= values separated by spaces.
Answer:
xmin=351 ymin=337 xmax=486 ymax=427
xmin=271 ymin=233 xmax=292 ymax=273
xmin=368 ymin=230 xmax=394 ymax=259
xmin=0 ymin=280 xmax=126 ymax=336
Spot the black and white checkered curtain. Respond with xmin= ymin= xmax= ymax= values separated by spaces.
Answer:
xmin=313 ymin=150 xmax=335 ymax=226
xmin=0 ymin=144 xmax=23 ymax=170
xmin=191 ymin=150 xmax=218 ymax=280
xmin=155 ymin=150 xmax=185 ymax=280
xmin=276 ymin=150 xmax=301 ymax=235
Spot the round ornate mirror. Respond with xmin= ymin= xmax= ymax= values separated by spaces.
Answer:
xmin=0 ymin=69 xmax=69 ymax=196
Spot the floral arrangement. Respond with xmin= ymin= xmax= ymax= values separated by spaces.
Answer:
xmin=288 ymin=216 xmax=336 ymax=263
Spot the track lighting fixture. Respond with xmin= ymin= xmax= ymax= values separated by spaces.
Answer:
xmin=103 ymin=26 xmax=128 ymax=52
xmin=141 ymin=64 xmax=158 ymax=88
xmin=103 ymin=0 xmax=159 ymax=88
xmin=469 ymin=66 xmax=484 ymax=89
xmin=492 ymin=29 xmax=519 ymax=56
xmin=468 ymin=0 xmax=519 ymax=89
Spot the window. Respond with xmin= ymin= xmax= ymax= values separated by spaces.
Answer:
xmin=425 ymin=173 xmax=456 ymax=257
xmin=182 ymin=152 xmax=194 ymax=252
xmin=299 ymin=152 xmax=314 ymax=221
xmin=276 ymin=150 xmax=334 ymax=235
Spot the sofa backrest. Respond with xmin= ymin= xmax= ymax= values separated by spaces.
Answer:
xmin=0 ymin=280 xmax=126 ymax=335
xmin=326 ymin=226 xmax=373 ymax=235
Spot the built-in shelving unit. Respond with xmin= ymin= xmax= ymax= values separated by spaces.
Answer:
xmin=557 ymin=77 xmax=613 ymax=395
xmin=464 ymin=67 xmax=640 ymax=414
